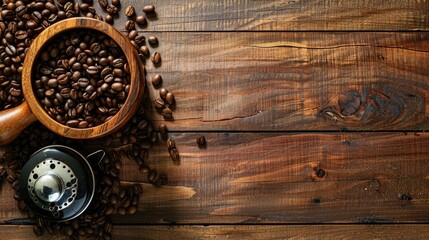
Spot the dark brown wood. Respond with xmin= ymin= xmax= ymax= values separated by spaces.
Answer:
xmin=19 ymin=18 xmax=145 ymax=142
xmin=114 ymin=225 xmax=429 ymax=239
xmin=140 ymin=32 xmax=429 ymax=131
xmin=105 ymin=0 xmax=429 ymax=31
xmin=1 ymin=224 xmax=428 ymax=240
xmin=3 ymin=133 xmax=429 ymax=224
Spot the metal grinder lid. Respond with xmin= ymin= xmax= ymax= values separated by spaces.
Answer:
xmin=19 ymin=145 xmax=95 ymax=222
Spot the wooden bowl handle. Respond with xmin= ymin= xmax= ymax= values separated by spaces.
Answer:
xmin=0 ymin=102 xmax=37 ymax=145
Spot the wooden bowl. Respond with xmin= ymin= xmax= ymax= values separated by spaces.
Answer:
xmin=0 ymin=18 xmax=145 ymax=145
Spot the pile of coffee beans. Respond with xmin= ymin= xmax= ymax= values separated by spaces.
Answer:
xmin=0 ymin=0 xmax=177 ymax=239
xmin=33 ymin=30 xmax=130 ymax=128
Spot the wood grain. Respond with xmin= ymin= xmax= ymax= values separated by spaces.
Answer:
xmin=1 ymin=224 xmax=428 ymax=240
xmin=3 ymin=133 xmax=429 ymax=224
xmin=101 ymin=0 xmax=429 ymax=31
xmin=141 ymin=31 xmax=429 ymax=131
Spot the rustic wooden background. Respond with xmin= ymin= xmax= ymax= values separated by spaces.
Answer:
xmin=3 ymin=0 xmax=429 ymax=239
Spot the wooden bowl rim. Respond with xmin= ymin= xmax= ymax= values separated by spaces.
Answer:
xmin=22 ymin=17 xmax=145 ymax=139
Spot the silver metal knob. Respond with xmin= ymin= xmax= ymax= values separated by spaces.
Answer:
xmin=34 ymin=173 xmax=64 ymax=202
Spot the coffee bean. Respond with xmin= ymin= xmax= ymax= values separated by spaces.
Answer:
xmin=106 ymin=5 xmax=118 ymax=15
xmin=151 ymin=74 xmax=162 ymax=86
xmin=112 ymin=0 xmax=121 ymax=7
xmin=47 ymin=79 xmax=58 ymax=88
xmin=0 ymin=166 xmax=7 ymax=177
xmin=135 ymin=15 xmax=147 ymax=26
xmin=169 ymin=148 xmax=180 ymax=161
xmin=165 ymin=92 xmax=175 ymax=105
xmin=105 ymin=14 xmax=113 ymax=24
xmin=66 ymin=119 xmax=79 ymax=127
xmin=104 ymin=206 xmax=114 ymax=215
xmin=117 ymin=207 xmax=126 ymax=215
xmin=162 ymin=107 xmax=173 ymax=119
xmin=150 ymin=51 xmax=161 ymax=64
xmin=98 ymin=0 xmax=108 ymax=8
xmin=125 ymin=6 xmax=135 ymax=17
xmin=127 ymin=206 xmax=137 ymax=214
xmin=154 ymin=97 xmax=165 ymax=109
xmin=15 ymin=30 xmax=28 ymax=41
xmin=142 ymin=5 xmax=155 ymax=13
xmin=148 ymin=36 xmax=158 ymax=46
xmin=166 ymin=138 xmax=176 ymax=149
xmin=5 ymin=45 xmax=16 ymax=56
xmin=125 ymin=20 xmax=135 ymax=31
xmin=159 ymin=88 xmax=168 ymax=100
xmin=139 ymin=46 xmax=149 ymax=56
xmin=197 ymin=136 xmax=206 ymax=147
xmin=86 ymin=65 xmax=99 ymax=75
xmin=33 ymin=225 xmax=43 ymax=236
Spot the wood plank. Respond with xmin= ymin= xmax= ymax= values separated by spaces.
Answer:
xmin=142 ymin=32 xmax=429 ymax=131
xmin=118 ymin=132 xmax=429 ymax=223
xmin=105 ymin=0 xmax=429 ymax=31
xmin=2 ymin=133 xmax=429 ymax=224
xmin=1 ymin=224 xmax=429 ymax=240
xmin=114 ymin=225 xmax=429 ymax=240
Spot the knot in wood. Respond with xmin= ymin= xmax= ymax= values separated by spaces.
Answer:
xmin=338 ymin=92 xmax=361 ymax=116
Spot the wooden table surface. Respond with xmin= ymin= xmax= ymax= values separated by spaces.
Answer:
xmin=3 ymin=0 xmax=429 ymax=239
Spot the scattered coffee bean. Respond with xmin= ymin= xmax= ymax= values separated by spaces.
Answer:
xmin=162 ymin=107 xmax=173 ymax=119
xmin=142 ymin=5 xmax=155 ymax=14
xmin=135 ymin=15 xmax=147 ymax=26
xmin=139 ymin=46 xmax=149 ymax=56
xmin=166 ymin=138 xmax=176 ymax=150
xmin=125 ymin=6 xmax=135 ymax=17
xmin=151 ymin=74 xmax=162 ymax=86
xmin=159 ymin=88 xmax=168 ymax=100
xmin=169 ymin=148 xmax=180 ymax=162
xmin=154 ymin=97 xmax=165 ymax=109
xmin=105 ymin=14 xmax=113 ymax=24
xmin=196 ymin=136 xmax=206 ymax=147
xmin=150 ymin=51 xmax=161 ymax=64
xmin=165 ymin=92 xmax=175 ymax=105
xmin=148 ymin=36 xmax=158 ymax=46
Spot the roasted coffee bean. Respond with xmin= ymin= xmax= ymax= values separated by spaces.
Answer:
xmin=148 ymin=36 xmax=158 ymax=46
xmin=135 ymin=15 xmax=147 ymax=25
xmin=125 ymin=20 xmax=135 ymax=30
xmin=33 ymin=225 xmax=43 ymax=236
xmin=154 ymin=97 xmax=165 ymax=109
xmin=162 ymin=107 xmax=173 ymax=119
xmin=165 ymin=92 xmax=175 ymax=105
xmin=132 ymin=184 xmax=143 ymax=195
xmin=139 ymin=46 xmax=149 ymax=56
xmin=142 ymin=5 xmax=155 ymax=13
xmin=86 ymin=65 xmax=99 ymax=75
xmin=125 ymin=5 xmax=135 ymax=16
xmin=166 ymin=138 xmax=176 ymax=149
xmin=148 ymin=169 xmax=158 ymax=182
xmin=169 ymin=148 xmax=180 ymax=161
xmin=104 ymin=206 xmax=114 ymax=215
xmin=0 ymin=166 xmax=7 ymax=177
xmin=117 ymin=207 xmax=126 ymax=215
xmin=159 ymin=88 xmax=168 ymax=100
xmin=127 ymin=206 xmax=137 ymax=214
xmin=106 ymin=5 xmax=118 ymax=15
xmin=112 ymin=0 xmax=120 ymax=7
xmin=151 ymin=74 xmax=162 ymax=86
xmin=98 ymin=0 xmax=108 ymax=8
xmin=105 ymin=14 xmax=113 ymax=24
xmin=66 ymin=120 xmax=79 ymax=127
xmin=150 ymin=51 xmax=161 ymax=64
